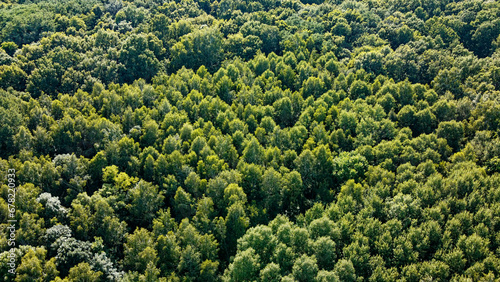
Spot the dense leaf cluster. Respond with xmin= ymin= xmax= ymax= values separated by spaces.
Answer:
xmin=1 ymin=0 xmax=500 ymax=280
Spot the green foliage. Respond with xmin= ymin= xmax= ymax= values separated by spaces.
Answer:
xmin=170 ymin=27 xmax=224 ymax=72
xmin=2 ymin=0 xmax=500 ymax=280
xmin=224 ymin=248 xmax=260 ymax=282
xmin=127 ymin=180 xmax=164 ymax=227
xmin=0 ymin=64 xmax=26 ymax=91
xmin=16 ymin=248 xmax=58 ymax=282
xmin=66 ymin=262 xmax=102 ymax=282
xmin=124 ymin=228 xmax=157 ymax=273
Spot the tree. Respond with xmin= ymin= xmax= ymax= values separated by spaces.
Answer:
xmin=292 ymin=254 xmax=319 ymax=282
xmin=141 ymin=120 xmax=159 ymax=148
xmin=339 ymin=111 xmax=357 ymax=136
xmin=0 ymin=64 xmax=27 ymax=91
xmin=457 ymin=233 xmax=490 ymax=264
xmin=350 ymin=80 xmax=370 ymax=100
xmin=225 ymin=248 xmax=260 ymax=282
xmin=260 ymin=263 xmax=282 ymax=281
xmin=225 ymin=33 xmax=262 ymax=60
xmin=224 ymin=183 xmax=247 ymax=207
xmin=174 ymin=187 xmax=195 ymax=221
xmin=432 ymin=68 xmax=462 ymax=96
xmin=124 ymin=228 xmax=158 ymax=273
xmin=471 ymin=19 xmax=500 ymax=57
xmin=127 ymin=180 xmax=164 ymax=227
xmin=66 ymin=262 xmax=102 ymax=282
xmin=333 ymin=259 xmax=357 ymax=282
xmin=282 ymin=171 xmax=305 ymax=216
xmin=157 ymin=232 xmax=181 ymax=276
xmin=413 ymin=108 xmax=437 ymax=135
xmin=294 ymin=149 xmax=317 ymax=199
xmin=53 ymin=237 xmax=93 ymax=277
xmin=332 ymin=152 xmax=368 ymax=186
xmin=273 ymin=97 xmax=294 ymax=127
xmin=240 ymin=21 xmax=279 ymax=54
xmin=119 ymin=33 xmax=165 ymax=83
xmin=170 ymin=27 xmax=224 ymax=72
xmin=316 ymin=270 xmax=340 ymax=282
xmin=200 ymin=260 xmax=219 ymax=282
xmin=37 ymin=192 xmax=67 ymax=222
xmin=178 ymin=245 xmax=201 ymax=279
xmin=303 ymin=77 xmax=325 ymax=98
xmin=313 ymin=237 xmax=337 ymax=270
xmin=242 ymin=137 xmax=265 ymax=165
xmin=225 ymin=202 xmax=250 ymax=257
xmin=15 ymin=248 xmax=58 ymax=282
xmin=238 ymin=225 xmax=276 ymax=265
xmin=436 ymin=120 xmax=464 ymax=151
xmin=432 ymin=99 xmax=456 ymax=122
xmin=0 ymin=90 xmax=22 ymax=157
xmin=261 ymin=168 xmax=283 ymax=218
xmin=398 ymin=105 xmax=416 ymax=129
xmin=353 ymin=51 xmax=384 ymax=77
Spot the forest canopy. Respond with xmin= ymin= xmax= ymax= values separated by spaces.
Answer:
xmin=1 ymin=0 xmax=500 ymax=281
